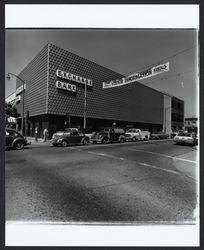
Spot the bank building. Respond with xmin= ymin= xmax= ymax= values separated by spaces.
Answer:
xmin=6 ymin=43 xmax=184 ymax=138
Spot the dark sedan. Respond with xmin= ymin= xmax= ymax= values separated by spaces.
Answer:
xmin=51 ymin=128 xmax=89 ymax=147
xmin=6 ymin=128 xmax=28 ymax=150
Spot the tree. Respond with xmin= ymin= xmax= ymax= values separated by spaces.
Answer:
xmin=5 ymin=102 xmax=20 ymax=124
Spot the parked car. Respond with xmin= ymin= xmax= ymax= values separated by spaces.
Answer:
xmin=125 ymin=128 xmax=150 ymax=142
xmin=150 ymin=131 xmax=169 ymax=140
xmin=5 ymin=128 xmax=28 ymax=150
xmin=170 ymin=131 xmax=179 ymax=138
xmin=174 ymin=132 xmax=198 ymax=146
xmin=51 ymin=128 xmax=89 ymax=147
xmin=91 ymin=127 xmax=125 ymax=144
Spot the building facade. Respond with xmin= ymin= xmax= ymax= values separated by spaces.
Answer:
xmin=185 ymin=117 xmax=198 ymax=133
xmin=12 ymin=43 xmax=184 ymax=138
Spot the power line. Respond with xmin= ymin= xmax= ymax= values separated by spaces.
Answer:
xmin=141 ymin=69 xmax=196 ymax=85
xmin=123 ymin=45 xmax=197 ymax=76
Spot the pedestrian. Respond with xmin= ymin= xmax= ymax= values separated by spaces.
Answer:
xmin=35 ymin=127 xmax=38 ymax=142
xmin=43 ymin=128 xmax=48 ymax=142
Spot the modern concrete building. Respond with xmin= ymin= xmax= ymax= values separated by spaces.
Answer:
xmin=9 ymin=43 xmax=184 ymax=138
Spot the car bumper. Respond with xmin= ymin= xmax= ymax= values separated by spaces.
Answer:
xmin=174 ymin=139 xmax=195 ymax=145
xmin=51 ymin=139 xmax=62 ymax=146
xmin=91 ymin=140 xmax=103 ymax=143
xmin=125 ymin=137 xmax=133 ymax=141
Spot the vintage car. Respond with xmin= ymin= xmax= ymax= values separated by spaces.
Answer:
xmin=174 ymin=132 xmax=198 ymax=146
xmin=5 ymin=128 xmax=28 ymax=150
xmin=51 ymin=128 xmax=89 ymax=147
xmin=91 ymin=127 xmax=125 ymax=144
xmin=150 ymin=131 xmax=169 ymax=140
xmin=125 ymin=128 xmax=150 ymax=142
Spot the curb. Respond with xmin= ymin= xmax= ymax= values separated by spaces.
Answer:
xmin=26 ymin=137 xmax=174 ymax=147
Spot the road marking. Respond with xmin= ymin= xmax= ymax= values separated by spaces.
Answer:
xmin=87 ymin=151 xmax=195 ymax=180
xmin=88 ymin=151 xmax=125 ymax=161
xmin=138 ymin=162 xmax=196 ymax=180
xmin=126 ymin=148 xmax=197 ymax=164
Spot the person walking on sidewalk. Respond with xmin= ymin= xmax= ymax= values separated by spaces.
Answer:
xmin=35 ymin=127 xmax=38 ymax=142
xmin=43 ymin=128 xmax=49 ymax=142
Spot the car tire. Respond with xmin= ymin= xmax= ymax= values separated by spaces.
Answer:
xmin=120 ymin=137 xmax=125 ymax=143
xmin=82 ymin=139 xmax=89 ymax=145
xmin=102 ymin=138 xmax=108 ymax=144
xmin=61 ymin=140 xmax=68 ymax=147
xmin=14 ymin=141 xmax=24 ymax=150
xmin=132 ymin=137 xmax=137 ymax=142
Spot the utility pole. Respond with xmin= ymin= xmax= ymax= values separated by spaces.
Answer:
xmin=83 ymin=81 xmax=87 ymax=131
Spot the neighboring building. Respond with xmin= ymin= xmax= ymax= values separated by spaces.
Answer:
xmin=185 ymin=117 xmax=198 ymax=133
xmin=162 ymin=92 xmax=184 ymax=134
xmin=13 ymin=43 xmax=184 ymax=138
xmin=6 ymin=92 xmax=16 ymax=105
xmin=171 ymin=96 xmax=185 ymax=131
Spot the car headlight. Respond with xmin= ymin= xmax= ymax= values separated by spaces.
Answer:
xmin=57 ymin=139 xmax=63 ymax=142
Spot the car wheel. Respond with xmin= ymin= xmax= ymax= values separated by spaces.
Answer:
xmin=102 ymin=138 xmax=108 ymax=144
xmin=132 ymin=137 xmax=137 ymax=142
xmin=120 ymin=137 xmax=125 ymax=143
xmin=15 ymin=141 xmax=24 ymax=150
xmin=82 ymin=139 xmax=89 ymax=145
xmin=61 ymin=140 xmax=68 ymax=147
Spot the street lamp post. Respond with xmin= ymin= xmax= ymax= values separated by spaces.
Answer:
xmin=7 ymin=72 xmax=25 ymax=137
xmin=83 ymin=81 xmax=87 ymax=131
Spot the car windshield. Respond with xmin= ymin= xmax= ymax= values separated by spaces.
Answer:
xmin=178 ymin=132 xmax=191 ymax=137
xmin=127 ymin=129 xmax=137 ymax=133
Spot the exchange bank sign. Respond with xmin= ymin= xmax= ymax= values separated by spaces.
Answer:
xmin=56 ymin=69 xmax=93 ymax=87
xmin=56 ymin=81 xmax=76 ymax=92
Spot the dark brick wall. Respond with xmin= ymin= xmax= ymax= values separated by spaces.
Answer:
xmin=48 ymin=44 xmax=163 ymax=125
xmin=15 ymin=44 xmax=48 ymax=117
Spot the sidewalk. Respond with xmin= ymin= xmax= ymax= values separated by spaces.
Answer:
xmin=26 ymin=136 xmax=173 ymax=147
xmin=26 ymin=137 xmax=51 ymax=145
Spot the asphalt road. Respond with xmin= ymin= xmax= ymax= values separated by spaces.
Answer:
xmin=5 ymin=140 xmax=198 ymax=224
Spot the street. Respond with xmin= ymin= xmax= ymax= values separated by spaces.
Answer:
xmin=5 ymin=140 xmax=198 ymax=223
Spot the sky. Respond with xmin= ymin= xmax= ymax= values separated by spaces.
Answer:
xmin=5 ymin=29 xmax=198 ymax=117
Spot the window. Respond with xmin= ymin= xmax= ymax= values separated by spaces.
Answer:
xmin=6 ymin=130 xmax=16 ymax=136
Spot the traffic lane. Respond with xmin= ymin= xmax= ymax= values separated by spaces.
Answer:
xmin=6 ymin=143 xmax=197 ymax=222
xmin=81 ymin=141 xmax=198 ymax=179
xmin=6 ymin=140 xmax=198 ymax=179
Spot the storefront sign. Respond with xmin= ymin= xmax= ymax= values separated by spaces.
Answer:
xmin=15 ymin=95 xmax=21 ymax=103
xmin=16 ymin=84 xmax=26 ymax=95
xmin=103 ymin=62 xmax=170 ymax=88
xmin=56 ymin=69 xmax=93 ymax=87
xmin=56 ymin=81 xmax=77 ymax=92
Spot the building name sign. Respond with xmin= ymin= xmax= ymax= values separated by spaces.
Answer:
xmin=103 ymin=62 xmax=170 ymax=89
xmin=56 ymin=69 xmax=93 ymax=87
xmin=15 ymin=95 xmax=21 ymax=103
xmin=56 ymin=81 xmax=77 ymax=92
xmin=16 ymin=84 xmax=26 ymax=95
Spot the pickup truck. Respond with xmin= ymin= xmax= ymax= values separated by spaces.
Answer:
xmin=125 ymin=128 xmax=150 ymax=142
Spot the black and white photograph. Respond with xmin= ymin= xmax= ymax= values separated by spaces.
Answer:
xmin=4 ymin=4 xmax=200 ymax=247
